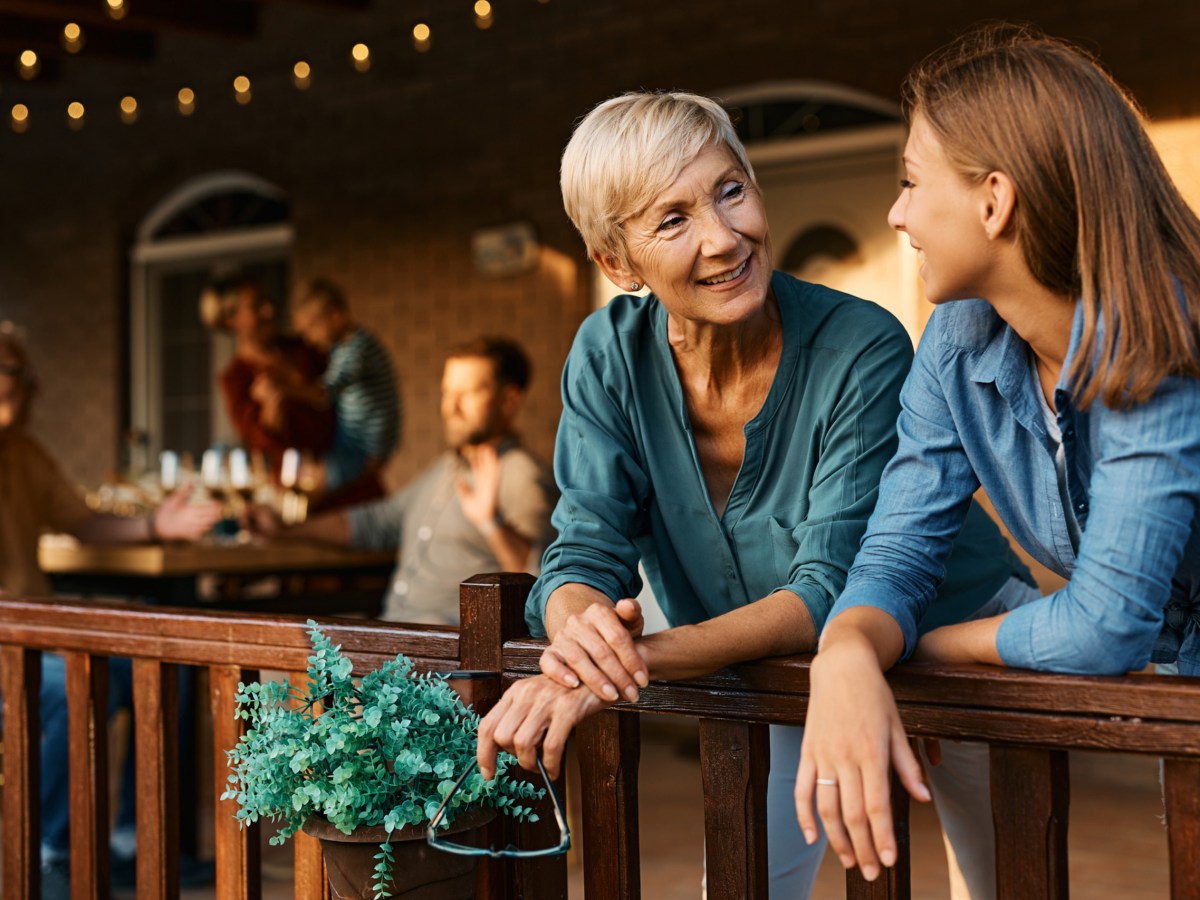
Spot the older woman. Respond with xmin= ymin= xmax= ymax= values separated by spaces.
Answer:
xmin=477 ymin=91 xmax=1033 ymax=898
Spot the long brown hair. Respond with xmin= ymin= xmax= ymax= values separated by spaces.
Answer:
xmin=903 ymin=23 xmax=1200 ymax=409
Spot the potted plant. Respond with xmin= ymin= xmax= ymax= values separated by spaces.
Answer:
xmin=222 ymin=620 xmax=544 ymax=899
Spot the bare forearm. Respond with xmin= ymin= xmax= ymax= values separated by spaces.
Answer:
xmin=482 ymin=523 xmax=534 ymax=574
xmin=72 ymin=513 xmax=153 ymax=544
xmin=912 ymin=615 xmax=1005 ymax=665
xmin=636 ymin=590 xmax=816 ymax=682
xmin=284 ymin=510 xmax=352 ymax=546
xmin=816 ymin=606 xmax=907 ymax=669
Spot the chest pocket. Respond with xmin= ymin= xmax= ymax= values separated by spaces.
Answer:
xmin=767 ymin=516 xmax=800 ymax=586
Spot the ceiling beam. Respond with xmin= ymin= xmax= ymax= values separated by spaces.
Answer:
xmin=0 ymin=14 xmax=155 ymax=62
xmin=0 ymin=1 xmax=258 ymax=39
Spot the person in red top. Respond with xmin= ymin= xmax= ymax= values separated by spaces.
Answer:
xmin=200 ymin=272 xmax=334 ymax=466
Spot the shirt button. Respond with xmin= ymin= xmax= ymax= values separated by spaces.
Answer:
xmin=393 ymin=580 xmax=409 ymax=595
xmin=417 ymin=525 xmax=433 ymax=541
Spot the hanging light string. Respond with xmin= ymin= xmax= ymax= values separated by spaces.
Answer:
xmin=6 ymin=2 xmax=553 ymax=136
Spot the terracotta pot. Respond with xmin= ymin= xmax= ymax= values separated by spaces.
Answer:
xmin=302 ymin=806 xmax=494 ymax=899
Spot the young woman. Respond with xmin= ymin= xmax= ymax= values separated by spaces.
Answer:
xmin=797 ymin=25 xmax=1200 ymax=882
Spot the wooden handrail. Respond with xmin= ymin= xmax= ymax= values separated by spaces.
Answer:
xmin=3 ymin=576 xmax=1200 ymax=899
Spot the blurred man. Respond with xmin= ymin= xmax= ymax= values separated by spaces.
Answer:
xmin=252 ymin=336 xmax=557 ymax=624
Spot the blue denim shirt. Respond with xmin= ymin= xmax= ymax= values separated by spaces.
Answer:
xmin=832 ymin=298 xmax=1200 ymax=676
xmin=527 ymin=273 xmax=1030 ymax=638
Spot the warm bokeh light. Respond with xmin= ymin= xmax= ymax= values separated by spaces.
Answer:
xmin=105 ymin=0 xmax=127 ymax=21
xmin=351 ymin=42 xmax=371 ymax=71
xmin=177 ymin=87 xmax=196 ymax=116
xmin=233 ymin=75 xmax=250 ymax=94
xmin=67 ymin=101 xmax=85 ymax=130
xmin=474 ymin=1 xmax=492 ymax=16
xmin=61 ymin=22 xmax=85 ymax=53
xmin=119 ymin=95 xmax=138 ymax=123
xmin=413 ymin=23 xmax=431 ymax=41
xmin=11 ymin=104 xmax=29 ymax=133
xmin=293 ymin=60 xmax=312 ymax=89
xmin=18 ymin=49 xmax=38 ymax=76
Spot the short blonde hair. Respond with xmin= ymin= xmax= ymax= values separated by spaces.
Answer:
xmin=560 ymin=91 xmax=755 ymax=270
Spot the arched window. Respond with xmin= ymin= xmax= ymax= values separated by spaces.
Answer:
xmin=129 ymin=172 xmax=292 ymax=465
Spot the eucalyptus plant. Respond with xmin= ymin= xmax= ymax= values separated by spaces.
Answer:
xmin=222 ymin=620 xmax=542 ymax=898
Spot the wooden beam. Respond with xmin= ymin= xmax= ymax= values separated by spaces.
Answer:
xmin=0 ymin=1 xmax=257 ymax=39
xmin=0 ymin=14 xmax=155 ymax=61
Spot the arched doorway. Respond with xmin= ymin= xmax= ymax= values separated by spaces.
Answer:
xmin=129 ymin=172 xmax=292 ymax=465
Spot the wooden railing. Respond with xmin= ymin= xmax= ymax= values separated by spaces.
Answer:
xmin=3 ymin=573 xmax=1200 ymax=899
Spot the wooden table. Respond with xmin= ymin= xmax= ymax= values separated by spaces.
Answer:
xmin=39 ymin=535 xmax=397 ymax=615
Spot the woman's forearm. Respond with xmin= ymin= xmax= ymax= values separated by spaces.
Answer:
xmin=912 ymin=615 xmax=1005 ymax=665
xmin=636 ymin=589 xmax=816 ymax=681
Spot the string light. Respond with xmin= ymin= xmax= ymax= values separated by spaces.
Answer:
xmin=412 ymin=23 xmax=432 ymax=53
xmin=177 ymin=87 xmax=196 ymax=116
xmin=351 ymin=42 xmax=371 ymax=73
xmin=67 ymin=101 xmax=86 ymax=130
xmin=18 ymin=49 xmax=40 ymax=80
xmin=292 ymin=60 xmax=311 ymax=90
xmin=105 ymin=0 xmax=128 ymax=21
xmin=11 ymin=104 xmax=29 ymax=134
xmin=62 ymin=22 xmax=85 ymax=54
xmin=120 ymin=95 xmax=138 ymax=124
xmin=233 ymin=75 xmax=252 ymax=105
xmin=474 ymin=1 xmax=494 ymax=29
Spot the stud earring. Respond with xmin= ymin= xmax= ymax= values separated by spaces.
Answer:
xmin=630 ymin=281 xmax=640 ymax=291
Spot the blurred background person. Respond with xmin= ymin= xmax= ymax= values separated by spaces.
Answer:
xmin=0 ymin=324 xmax=222 ymax=896
xmin=291 ymin=276 xmax=402 ymax=508
xmin=199 ymin=270 xmax=334 ymax=470
xmin=249 ymin=336 xmax=556 ymax=624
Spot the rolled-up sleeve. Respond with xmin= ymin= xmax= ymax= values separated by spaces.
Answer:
xmin=775 ymin=321 xmax=914 ymax=633
xmin=996 ymin=375 xmax=1200 ymax=674
xmin=829 ymin=315 xmax=979 ymax=657
xmin=526 ymin=345 xmax=651 ymax=635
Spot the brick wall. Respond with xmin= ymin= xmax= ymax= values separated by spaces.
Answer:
xmin=1 ymin=0 xmax=1197 ymax=489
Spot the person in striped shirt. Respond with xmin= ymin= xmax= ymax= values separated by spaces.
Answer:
xmin=292 ymin=277 xmax=402 ymax=506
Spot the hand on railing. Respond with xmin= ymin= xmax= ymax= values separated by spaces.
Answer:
xmin=540 ymin=598 xmax=648 ymax=703
xmin=795 ymin=639 xmax=931 ymax=884
xmin=476 ymin=674 xmax=611 ymax=781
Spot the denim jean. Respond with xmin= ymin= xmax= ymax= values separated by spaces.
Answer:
xmin=37 ymin=653 xmax=138 ymax=859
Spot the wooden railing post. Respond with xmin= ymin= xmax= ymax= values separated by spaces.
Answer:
xmin=210 ymin=664 xmax=262 ymax=900
xmin=133 ymin=658 xmax=181 ymax=900
xmin=1 ymin=646 xmax=42 ymax=900
xmin=845 ymin=767 xmax=911 ymax=900
xmin=990 ymin=745 xmax=1068 ymax=900
xmin=699 ymin=718 xmax=769 ymax=899
xmin=1163 ymin=757 xmax=1200 ymax=898
xmin=577 ymin=710 xmax=641 ymax=900
xmin=459 ymin=573 xmax=567 ymax=900
xmin=65 ymin=651 xmax=111 ymax=898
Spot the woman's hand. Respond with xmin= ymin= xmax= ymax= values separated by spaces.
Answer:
xmin=795 ymin=636 xmax=930 ymax=882
xmin=476 ymin=675 xmax=609 ymax=780
xmin=153 ymin=484 xmax=223 ymax=541
xmin=540 ymin=598 xmax=647 ymax=703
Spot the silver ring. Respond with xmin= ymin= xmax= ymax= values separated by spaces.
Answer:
xmin=816 ymin=777 xmax=838 ymax=787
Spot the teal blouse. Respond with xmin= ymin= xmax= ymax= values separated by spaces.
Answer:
xmin=526 ymin=271 xmax=1030 ymax=637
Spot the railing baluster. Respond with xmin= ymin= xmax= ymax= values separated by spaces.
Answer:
xmin=577 ymin=709 xmax=641 ymax=899
xmin=1163 ymin=757 xmax=1200 ymax=898
xmin=699 ymin=718 xmax=769 ymax=899
xmin=845 ymin=768 xmax=911 ymax=900
xmin=132 ymin=658 xmax=180 ymax=900
xmin=990 ymin=745 xmax=1068 ymax=900
xmin=293 ymin=830 xmax=330 ymax=900
xmin=1 ymin=646 xmax=42 ymax=900
xmin=460 ymin=573 xmax=568 ymax=900
xmin=64 ymin=651 xmax=110 ymax=898
xmin=211 ymin=664 xmax=262 ymax=900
